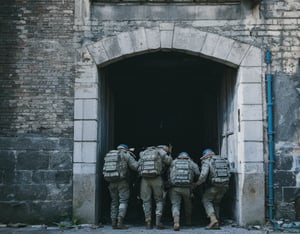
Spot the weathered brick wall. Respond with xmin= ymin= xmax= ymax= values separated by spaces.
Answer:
xmin=0 ymin=0 xmax=75 ymax=224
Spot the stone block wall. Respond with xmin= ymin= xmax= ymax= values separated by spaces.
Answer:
xmin=0 ymin=0 xmax=75 ymax=224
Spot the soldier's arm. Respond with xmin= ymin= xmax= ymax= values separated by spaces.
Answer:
xmin=125 ymin=152 xmax=139 ymax=171
xmin=192 ymin=162 xmax=200 ymax=177
xmin=158 ymin=149 xmax=172 ymax=166
xmin=195 ymin=162 xmax=209 ymax=185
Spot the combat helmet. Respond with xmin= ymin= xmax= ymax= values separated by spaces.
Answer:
xmin=178 ymin=151 xmax=190 ymax=158
xmin=117 ymin=144 xmax=128 ymax=150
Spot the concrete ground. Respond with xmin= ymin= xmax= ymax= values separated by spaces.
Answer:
xmin=0 ymin=223 xmax=296 ymax=234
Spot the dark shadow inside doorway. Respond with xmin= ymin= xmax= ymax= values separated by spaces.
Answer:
xmin=100 ymin=51 xmax=234 ymax=225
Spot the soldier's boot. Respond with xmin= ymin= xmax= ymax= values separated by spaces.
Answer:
xmin=205 ymin=213 xmax=219 ymax=229
xmin=145 ymin=217 xmax=152 ymax=229
xmin=117 ymin=217 xmax=128 ymax=229
xmin=111 ymin=220 xmax=117 ymax=229
xmin=156 ymin=215 xmax=165 ymax=229
xmin=173 ymin=216 xmax=180 ymax=231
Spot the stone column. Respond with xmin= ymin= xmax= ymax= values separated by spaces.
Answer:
xmin=235 ymin=46 xmax=265 ymax=225
xmin=73 ymin=47 xmax=99 ymax=223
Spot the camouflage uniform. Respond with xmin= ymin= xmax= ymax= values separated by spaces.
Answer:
xmin=139 ymin=146 xmax=172 ymax=229
xmin=106 ymin=147 xmax=138 ymax=229
xmin=196 ymin=150 xmax=229 ymax=229
xmin=169 ymin=153 xmax=200 ymax=231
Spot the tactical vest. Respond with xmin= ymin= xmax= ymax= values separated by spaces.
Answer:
xmin=139 ymin=147 xmax=162 ymax=177
xmin=170 ymin=158 xmax=193 ymax=186
xmin=103 ymin=150 xmax=128 ymax=182
xmin=209 ymin=155 xmax=230 ymax=186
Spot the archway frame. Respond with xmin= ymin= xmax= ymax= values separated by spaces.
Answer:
xmin=73 ymin=26 xmax=265 ymax=226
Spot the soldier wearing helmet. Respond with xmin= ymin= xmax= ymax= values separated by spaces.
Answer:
xmin=194 ymin=148 xmax=230 ymax=229
xmin=138 ymin=145 xmax=172 ymax=229
xmin=168 ymin=152 xmax=200 ymax=231
xmin=103 ymin=144 xmax=138 ymax=229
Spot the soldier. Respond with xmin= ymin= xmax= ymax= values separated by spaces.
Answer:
xmin=138 ymin=145 xmax=172 ymax=229
xmin=195 ymin=148 xmax=231 ymax=229
xmin=102 ymin=144 xmax=138 ymax=229
xmin=169 ymin=152 xmax=200 ymax=231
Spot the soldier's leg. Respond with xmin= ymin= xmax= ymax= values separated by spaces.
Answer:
xmin=202 ymin=187 xmax=219 ymax=229
xmin=213 ymin=187 xmax=228 ymax=223
xmin=117 ymin=180 xmax=130 ymax=229
xmin=202 ymin=187 xmax=215 ymax=217
xmin=140 ymin=178 xmax=152 ymax=229
xmin=152 ymin=176 xmax=165 ymax=229
xmin=152 ymin=177 xmax=164 ymax=216
xmin=169 ymin=187 xmax=181 ymax=231
xmin=214 ymin=205 xmax=220 ymax=222
xmin=108 ymin=183 xmax=119 ymax=229
xmin=182 ymin=189 xmax=192 ymax=226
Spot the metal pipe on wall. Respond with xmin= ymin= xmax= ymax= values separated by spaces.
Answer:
xmin=265 ymin=49 xmax=274 ymax=221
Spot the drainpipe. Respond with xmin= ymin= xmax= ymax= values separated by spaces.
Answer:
xmin=265 ymin=50 xmax=274 ymax=221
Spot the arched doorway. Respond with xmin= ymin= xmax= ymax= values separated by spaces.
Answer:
xmin=73 ymin=27 xmax=264 ymax=226
xmin=99 ymin=51 xmax=236 ymax=224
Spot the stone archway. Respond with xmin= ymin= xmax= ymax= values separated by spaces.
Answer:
xmin=73 ymin=26 xmax=264 ymax=226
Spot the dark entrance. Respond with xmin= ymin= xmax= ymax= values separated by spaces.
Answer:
xmin=99 ymin=51 xmax=235 ymax=225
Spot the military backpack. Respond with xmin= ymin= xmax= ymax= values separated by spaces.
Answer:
xmin=170 ymin=158 xmax=193 ymax=186
xmin=139 ymin=147 xmax=162 ymax=177
xmin=209 ymin=155 xmax=230 ymax=186
xmin=103 ymin=150 xmax=128 ymax=182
